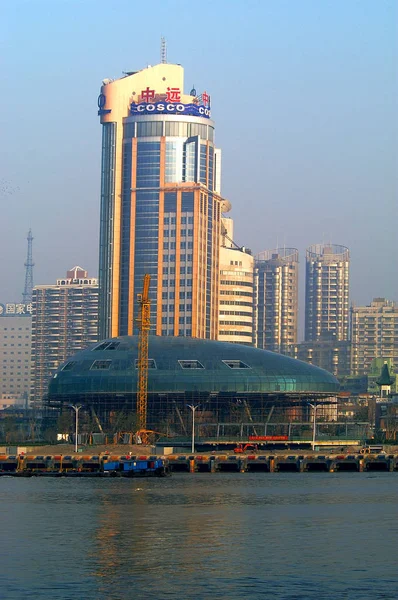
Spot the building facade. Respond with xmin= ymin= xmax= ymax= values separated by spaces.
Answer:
xmin=305 ymin=243 xmax=350 ymax=342
xmin=0 ymin=303 xmax=32 ymax=406
xmin=31 ymin=267 xmax=99 ymax=404
xmin=218 ymin=218 xmax=254 ymax=345
xmin=98 ymin=62 xmax=230 ymax=340
xmin=254 ymin=248 xmax=299 ymax=354
xmin=351 ymin=298 xmax=398 ymax=376
xmin=288 ymin=340 xmax=351 ymax=378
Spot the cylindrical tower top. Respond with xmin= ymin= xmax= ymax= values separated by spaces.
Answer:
xmin=255 ymin=248 xmax=299 ymax=263
xmin=306 ymin=244 xmax=349 ymax=262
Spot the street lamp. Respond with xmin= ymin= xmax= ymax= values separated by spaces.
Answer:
xmin=187 ymin=404 xmax=199 ymax=454
xmin=308 ymin=402 xmax=318 ymax=451
xmin=69 ymin=404 xmax=83 ymax=453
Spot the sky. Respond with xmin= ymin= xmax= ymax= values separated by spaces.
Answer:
xmin=1 ymin=0 xmax=397 ymax=326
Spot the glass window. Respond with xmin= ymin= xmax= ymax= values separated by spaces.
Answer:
xmin=137 ymin=121 xmax=163 ymax=137
xmin=164 ymin=191 xmax=177 ymax=212
xmin=178 ymin=360 xmax=205 ymax=369
xmin=222 ymin=360 xmax=251 ymax=369
xmin=62 ymin=361 xmax=77 ymax=371
xmin=90 ymin=360 xmax=112 ymax=370
xmin=165 ymin=121 xmax=189 ymax=137
xmin=123 ymin=122 xmax=135 ymax=138
xmin=165 ymin=141 xmax=178 ymax=182
xmin=134 ymin=358 xmax=157 ymax=369
xmin=182 ymin=192 xmax=194 ymax=212
xmin=189 ymin=123 xmax=207 ymax=138
xmin=92 ymin=341 xmax=120 ymax=351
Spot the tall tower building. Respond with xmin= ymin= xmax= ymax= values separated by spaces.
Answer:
xmin=254 ymin=248 xmax=299 ymax=354
xmin=350 ymin=298 xmax=398 ymax=376
xmin=305 ymin=244 xmax=349 ymax=342
xmin=218 ymin=218 xmax=254 ymax=345
xmin=31 ymin=267 xmax=99 ymax=404
xmin=98 ymin=62 xmax=230 ymax=340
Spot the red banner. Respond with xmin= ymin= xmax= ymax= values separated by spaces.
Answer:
xmin=248 ymin=435 xmax=289 ymax=441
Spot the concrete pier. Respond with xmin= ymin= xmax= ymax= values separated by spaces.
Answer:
xmin=1 ymin=451 xmax=398 ymax=476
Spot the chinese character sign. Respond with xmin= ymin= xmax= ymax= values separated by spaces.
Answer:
xmin=0 ymin=303 xmax=32 ymax=316
xmin=166 ymin=87 xmax=181 ymax=103
xmin=141 ymin=87 xmax=156 ymax=102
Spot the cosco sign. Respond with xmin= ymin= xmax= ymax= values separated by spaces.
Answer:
xmin=130 ymin=102 xmax=211 ymax=119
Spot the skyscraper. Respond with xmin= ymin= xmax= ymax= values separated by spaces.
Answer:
xmin=305 ymin=244 xmax=350 ymax=342
xmin=98 ymin=62 xmax=229 ymax=340
xmin=31 ymin=267 xmax=98 ymax=404
xmin=254 ymin=248 xmax=299 ymax=354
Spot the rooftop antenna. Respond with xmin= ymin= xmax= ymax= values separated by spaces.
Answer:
xmin=22 ymin=229 xmax=34 ymax=304
xmin=161 ymin=37 xmax=167 ymax=64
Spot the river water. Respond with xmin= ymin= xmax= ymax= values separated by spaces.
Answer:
xmin=1 ymin=473 xmax=398 ymax=599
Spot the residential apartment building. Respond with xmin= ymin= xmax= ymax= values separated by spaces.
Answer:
xmin=98 ymin=61 xmax=229 ymax=340
xmin=305 ymin=244 xmax=350 ymax=342
xmin=288 ymin=340 xmax=351 ymax=378
xmin=218 ymin=218 xmax=254 ymax=345
xmin=351 ymin=298 xmax=398 ymax=376
xmin=254 ymin=248 xmax=298 ymax=354
xmin=31 ymin=267 xmax=98 ymax=404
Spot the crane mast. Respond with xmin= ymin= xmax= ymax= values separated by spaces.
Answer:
xmin=136 ymin=274 xmax=151 ymax=433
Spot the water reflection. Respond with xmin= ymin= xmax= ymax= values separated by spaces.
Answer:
xmin=1 ymin=474 xmax=398 ymax=599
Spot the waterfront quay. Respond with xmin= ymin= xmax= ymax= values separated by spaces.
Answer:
xmin=1 ymin=449 xmax=398 ymax=475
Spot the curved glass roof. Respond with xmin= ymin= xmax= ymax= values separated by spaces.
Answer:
xmin=48 ymin=336 xmax=339 ymax=398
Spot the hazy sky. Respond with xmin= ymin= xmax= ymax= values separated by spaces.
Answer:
xmin=2 ymin=0 xmax=397 ymax=320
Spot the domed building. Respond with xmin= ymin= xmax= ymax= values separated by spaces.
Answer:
xmin=47 ymin=336 xmax=339 ymax=435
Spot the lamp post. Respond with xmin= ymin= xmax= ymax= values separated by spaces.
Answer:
xmin=308 ymin=402 xmax=318 ymax=451
xmin=69 ymin=404 xmax=83 ymax=453
xmin=187 ymin=404 xmax=199 ymax=454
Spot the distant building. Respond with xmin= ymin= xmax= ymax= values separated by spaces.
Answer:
xmin=305 ymin=244 xmax=350 ymax=342
xmin=0 ymin=303 xmax=32 ymax=406
xmin=218 ymin=218 xmax=254 ymax=345
xmin=254 ymin=248 xmax=299 ymax=354
xmin=31 ymin=267 xmax=99 ymax=405
xmin=288 ymin=339 xmax=351 ymax=378
xmin=350 ymin=298 xmax=398 ymax=376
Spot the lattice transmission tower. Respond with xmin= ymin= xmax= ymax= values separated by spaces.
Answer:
xmin=22 ymin=229 xmax=34 ymax=304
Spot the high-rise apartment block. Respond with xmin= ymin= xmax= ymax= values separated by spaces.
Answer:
xmin=218 ymin=218 xmax=254 ymax=345
xmin=0 ymin=302 xmax=32 ymax=406
xmin=31 ymin=267 xmax=98 ymax=404
xmin=98 ymin=62 xmax=229 ymax=340
xmin=350 ymin=298 xmax=398 ymax=376
xmin=254 ymin=248 xmax=299 ymax=354
xmin=305 ymin=244 xmax=350 ymax=342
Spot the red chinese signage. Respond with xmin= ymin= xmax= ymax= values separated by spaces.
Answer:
xmin=249 ymin=436 xmax=289 ymax=441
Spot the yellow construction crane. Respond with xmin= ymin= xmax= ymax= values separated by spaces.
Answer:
xmin=136 ymin=274 xmax=151 ymax=440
